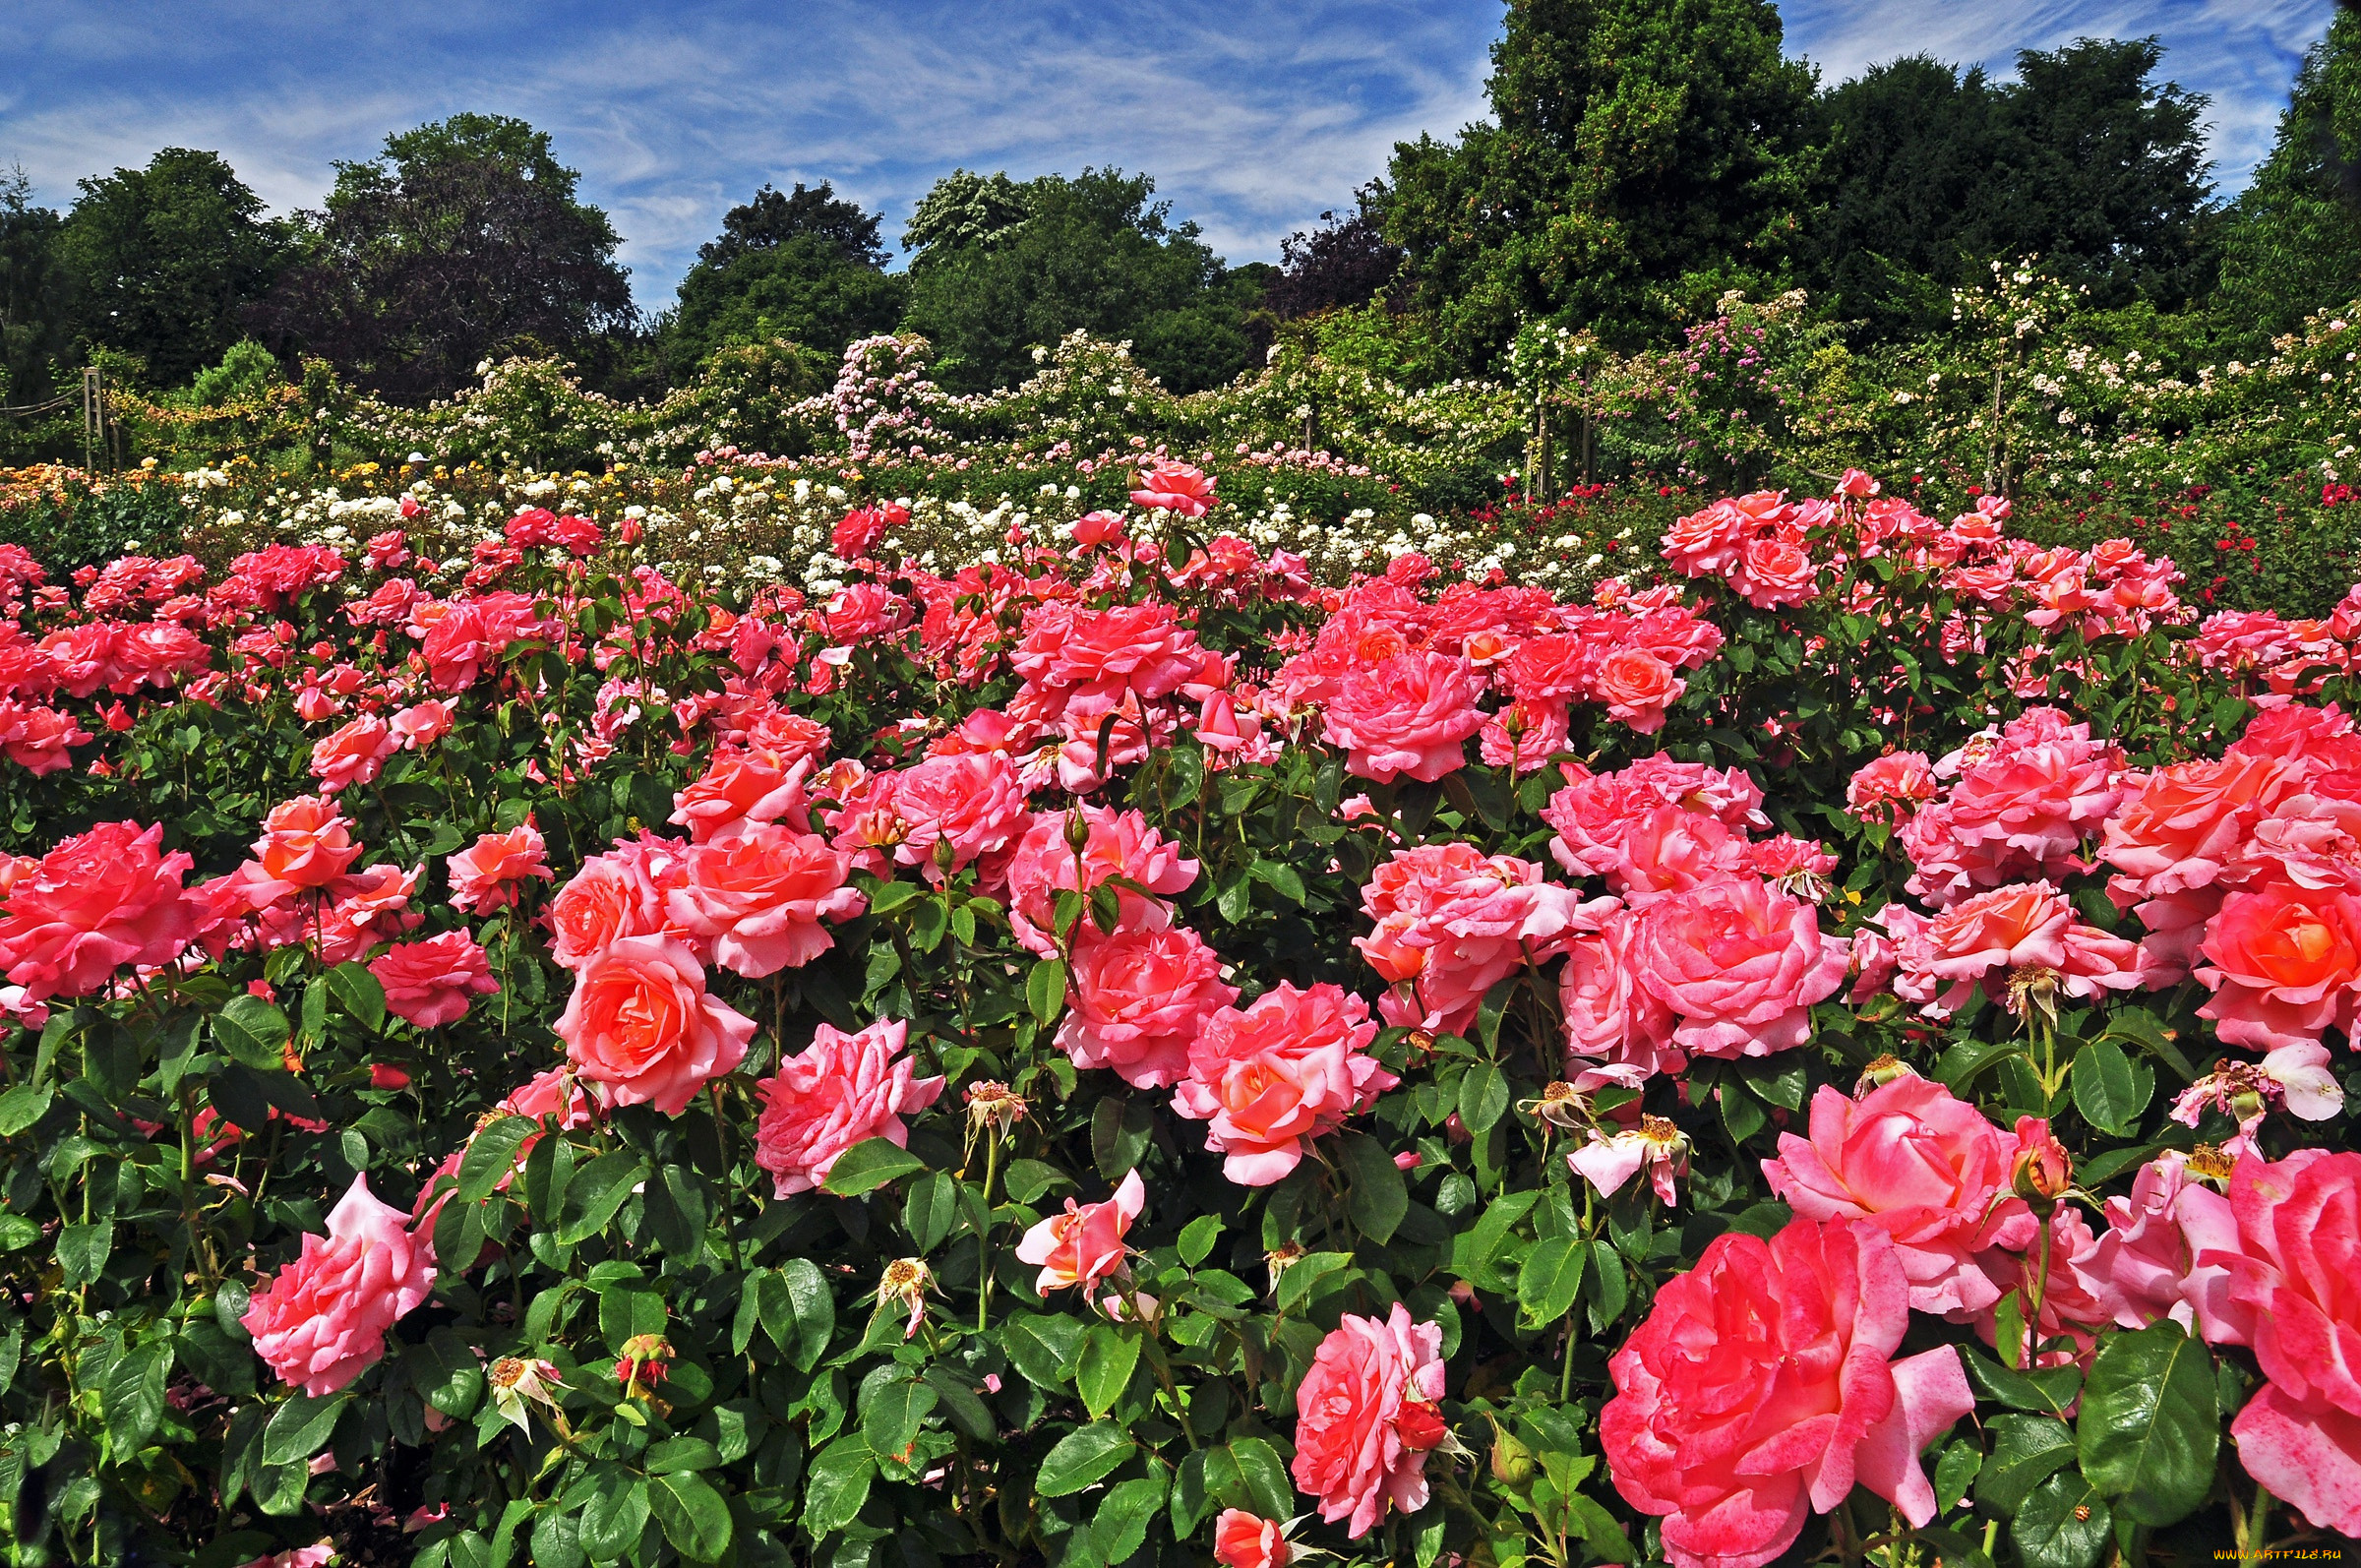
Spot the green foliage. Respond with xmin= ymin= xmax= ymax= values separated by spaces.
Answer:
xmin=2217 ymin=6 xmax=2361 ymax=345
xmin=665 ymin=183 xmax=907 ymax=374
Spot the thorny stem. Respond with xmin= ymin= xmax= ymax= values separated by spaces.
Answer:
xmin=975 ymin=1134 xmax=1001 ymax=1333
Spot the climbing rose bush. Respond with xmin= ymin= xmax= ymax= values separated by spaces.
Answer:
xmin=0 ymin=465 xmax=2356 ymax=1568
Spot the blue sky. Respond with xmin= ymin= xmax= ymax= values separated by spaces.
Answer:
xmin=0 ymin=0 xmax=2333 ymax=309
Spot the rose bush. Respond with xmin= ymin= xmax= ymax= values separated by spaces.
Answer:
xmin=0 ymin=463 xmax=2349 ymax=1568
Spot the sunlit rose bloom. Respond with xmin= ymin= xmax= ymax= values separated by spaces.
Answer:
xmin=0 ymin=819 xmax=199 ymax=1000
xmin=310 ymin=713 xmax=396 ymax=794
xmin=1290 ymin=1303 xmax=1448 ymax=1538
xmin=753 ymin=1018 xmax=944 ymax=1195
xmin=1173 ymin=982 xmax=1397 ymax=1185
xmin=254 ymin=796 xmax=361 ymax=892
xmin=1058 ymin=926 xmax=1239 ymax=1089
xmin=241 ymin=1175 xmax=434 ymax=1397
xmin=448 ymin=821 xmax=554 ymax=914
xmin=369 ymin=931 xmax=499 ymax=1029
xmin=1002 ymin=805 xmax=1199 ymax=956
xmin=558 ymin=936 xmax=756 ymax=1115
xmin=668 ymin=823 xmax=864 ymax=978
xmin=1016 ymin=1169 xmax=1144 ymax=1293
xmin=1321 ymin=650 xmax=1483 ymax=784
xmin=1630 ymin=877 xmax=1848 ymax=1057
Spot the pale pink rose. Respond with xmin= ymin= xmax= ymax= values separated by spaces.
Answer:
xmin=1568 ymin=1116 xmax=1688 ymax=1204
xmin=667 ymin=823 xmax=864 ymax=978
xmin=1883 ymin=881 xmax=2141 ymax=1018
xmin=369 ymin=931 xmax=499 ymax=1028
xmin=0 ymin=819 xmax=198 ymax=1000
xmin=1357 ymin=842 xmax=1603 ymax=1036
xmin=1544 ymin=755 xmax=1768 ymax=879
xmin=1321 ymin=650 xmax=1483 ymax=784
xmin=1629 ymin=877 xmax=1847 ymax=1057
xmin=389 ymin=699 xmax=454 ymax=750
xmin=558 ymin=935 xmax=756 ymax=1115
xmin=2169 ymin=1042 xmax=2344 ymax=1154
xmin=1730 ymin=536 xmax=1821 ymax=610
xmin=1976 ymin=1206 xmax=2117 ymax=1367
xmin=1173 ymin=982 xmax=1397 ymax=1185
xmin=1016 ymin=1168 xmax=1145 ymax=1293
xmin=2084 ymin=1151 xmax=2231 ymax=1331
xmin=1845 ymin=752 xmax=1937 ymax=820
xmin=1762 ymin=1077 xmax=2035 ymax=1318
xmin=240 ymin=1174 xmax=435 ymax=1396
xmin=448 ymin=821 xmax=553 ymax=914
xmin=309 ymin=714 xmax=396 ymax=794
xmin=2197 ymin=1150 xmax=2361 ymax=1538
xmin=1057 ymin=926 xmax=1239 ymax=1089
xmin=2194 ymin=885 xmax=2361 ymax=1049
xmin=1129 ymin=459 xmax=1216 ymax=516
xmin=1290 ymin=1304 xmax=1449 ymax=1538
xmin=884 ymin=753 xmax=1030 ymax=881
xmin=1478 ymin=697 xmax=1571 ymax=773
xmin=753 ymin=1018 xmax=944 ymax=1195
xmin=1901 ymin=707 xmax=2128 ymax=906
xmin=1002 ymin=805 xmax=1199 ymax=957
xmin=1602 ymin=806 xmax=1751 ymax=905
xmin=1602 ymin=1218 xmax=1972 ymax=1568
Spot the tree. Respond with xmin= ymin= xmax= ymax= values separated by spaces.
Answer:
xmin=2217 ymin=7 xmax=2361 ymax=341
xmin=665 ymin=182 xmax=905 ymax=375
xmin=898 ymin=167 xmax=1259 ymax=394
xmin=254 ymin=113 xmax=636 ymax=400
xmin=1264 ymin=183 xmax=1404 ymax=321
xmin=0 ymin=168 xmax=73 ymax=405
xmin=55 ymin=148 xmax=286 ymax=388
xmin=1384 ymin=0 xmax=1819 ymax=366
xmin=1811 ymin=40 xmax=2216 ymax=337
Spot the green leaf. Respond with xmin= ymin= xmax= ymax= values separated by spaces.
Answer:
xmin=1089 ymin=1094 xmax=1155 ymax=1180
xmin=0 ymin=1084 xmax=52 ymax=1137
xmin=57 ymin=1222 xmax=110 ymax=1285
xmin=456 ymin=1116 xmax=537 ymax=1204
xmin=1077 ymin=1325 xmax=1142 ymax=1419
xmin=577 ymin=1468 xmax=650 ymax=1561
xmin=2075 ymin=1322 xmax=2217 ymax=1527
xmin=861 ymin=1379 xmax=938 ymax=1472
xmin=1090 ymin=1475 xmax=1167 ymax=1563
xmin=1516 ymin=1235 xmax=1588 ymax=1326
xmin=1228 ymin=1436 xmax=1294 ymax=1521
xmin=649 ymin=1472 xmax=732 ymax=1561
xmin=921 ymin=1365 xmax=997 ymax=1440
xmin=102 ymin=1340 xmax=172 ymax=1452
xmin=1027 ymin=957 xmax=1068 ymax=1026
xmin=1037 ymin=1425 xmax=1134 ymax=1497
xmin=1275 ymin=1250 xmax=1357 ymax=1312
xmin=263 ymin=1391 xmax=348 ymax=1466
xmin=214 ymin=994 xmax=291 ymax=1070
xmin=999 ymin=1312 xmax=1083 ymax=1390
xmin=1178 ymin=1215 xmax=1223 ymax=1267
xmin=2070 ymin=1039 xmax=2150 ymax=1135
xmin=802 ymin=1437 xmax=876 ymax=1538
xmin=868 ymin=880 xmax=922 ymax=914
xmin=1978 ymin=1414 xmax=2078 ymax=1515
xmin=554 ymin=1151 xmax=646 ymax=1244
xmin=1933 ymin=1438 xmax=1982 ymax=1512
xmin=902 ymin=1171 xmax=959 ymax=1253
xmin=2012 ymin=1472 xmax=2111 ymax=1568
xmin=1336 ymin=1130 xmax=1409 ymax=1244
xmin=1247 ymin=859 xmax=1305 ymax=903
xmin=774 ymin=1259 xmax=837 ymax=1371
xmin=1458 ymin=1061 xmax=1510 ymax=1135
xmin=821 ymin=1137 xmax=925 ymax=1196
xmin=325 ymin=961 xmax=387 ymax=1032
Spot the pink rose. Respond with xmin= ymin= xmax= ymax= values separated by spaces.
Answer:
xmin=448 ymin=820 xmax=553 ymax=914
xmin=546 ymin=836 xmax=688 ymax=970
xmin=884 ymin=753 xmax=1030 ymax=881
xmin=1321 ymin=651 xmax=1483 ymax=784
xmin=389 ymin=699 xmax=454 ymax=751
xmin=557 ymin=936 xmax=756 ymax=1115
xmin=309 ymin=714 xmax=396 ymax=794
xmin=1559 ymin=908 xmax=1681 ymax=1076
xmin=369 ymin=931 xmax=499 ymax=1028
xmin=1883 ymin=881 xmax=2141 ymax=1018
xmin=1356 ymin=842 xmax=1602 ymax=1036
xmin=1591 ymin=646 xmax=1684 ymax=734
xmin=253 ymin=796 xmax=361 ymax=893
xmin=1900 ymin=707 xmax=2128 ymax=906
xmin=1058 ymin=926 xmax=1240 ymax=1089
xmin=0 ymin=700 xmax=91 ymax=774
xmin=1544 ymin=755 xmax=1768 ymax=879
xmin=1602 ymin=1218 xmax=1972 ymax=1568
xmin=1173 ymin=982 xmax=1397 ymax=1185
xmin=753 ymin=1018 xmax=944 ymax=1195
xmin=1130 ymin=459 xmax=1216 ymax=516
xmin=670 ymin=748 xmax=811 ymax=843
xmin=667 ymin=822 xmax=864 ymax=978
xmin=1630 ymin=877 xmax=1847 ymax=1057
xmin=1212 ymin=1512 xmax=1288 ymax=1568
xmin=1290 ymin=1303 xmax=1447 ymax=1538
xmin=0 ymin=820 xmax=199 ymax=1000
xmin=2194 ymin=885 xmax=2361 ymax=1049
xmin=1845 ymin=752 xmax=1937 ymax=821
xmin=1762 ymin=1077 xmax=2035 ymax=1317
xmin=1015 ymin=1168 xmax=1145 ymax=1293
xmin=2099 ymin=751 xmax=2302 ymax=900
xmin=2198 ymin=1150 xmax=2361 ymax=1538
xmin=1002 ymin=805 xmax=1199 ymax=957
xmin=2084 ymin=1151 xmax=2234 ymax=1332
xmin=1731 ymin=536 xmax=1820 ymax=609
xmin=232 ymin=1545 xmax=334 ymax=1568
xmin=240 ymin=1174 xmax=435 ymax=1396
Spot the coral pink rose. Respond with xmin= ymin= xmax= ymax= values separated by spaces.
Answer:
xmin=0 ymin=700 xmax=91 ymax=775
xmin=1544 ymin=755 xmax=1768 ymax=879
xmin=1015 ymin=1168 xmax=1144 ymax=1293
xmin=1008 ymin=601 xmax=1205 ymax=727
xmin=1002 ymin=806 xmax=1199 ymax=956
xmin=1901 ymin=707 xmax=2128 ymax=906
xmin=254 ymin=796 xmax=361 ymax=892
xmin=546 ymin=836 xmax=688 ymax=969
xmin=448 ymin=820 xmax=553 ymax=914
xmin=753 ymin=1018 xmax=944 ymax=1195
xmin=1732 ymin=536 xmax=1821 ymax=609
xmin=670 ymin=748 xmax=810 ymax=843
xmin=1321 ymin=650 xmax=1483 ymax=784
xmin=2195 ymin=1150 xmax=2361 ymax=1537
xmin=884 ymin=753 xmax=1030 ymax=881
xmin=1058 ymin=926 xmax=1240 ymax=1089
xmin=1762 ymin=1077 xmax=2035 ymax=1317
xmin=389 ymin=699 xmax=454 ymax=750
xmin=309 ymin=714 xmax=396 ymax=794
xmin=558 ymin=936 xmax=756 ymax=1115
xmin=1172 ymin=982 xmax=1397 ymax=1185
xmin=2194 ymin=885 xmax=2361 ymax=1049
xmin=0 ymin=820 xmax=198 ymax=1000
xmin=1591 ymin=646 xmax=1683 ymax=734
xmin=668 ymin=823 xmax=864 ymax=978
xmin=1130 ymin=459 xmax=1216 ymax=516
xmin=2099 ymin=751 xmax=2303 ymax=900
xmin=369 ymin=931 xmax=498 ymax=1028
xmin=1356 ymin=842 xmax=1602 ymax=1036
xmin=240 ymin=1174 xmax=435 ymax=1396
xmin=1845 ymin=752 xmax=1937 ymax=820
xmin=1290 ymin=1303 xmax=1448 ymax=1538
xmin=1630 ymin=877 xmax=1847 ymax=1057
xmin=1212 ymin=1511 xmax=1288 ymax=1568
xmin=1559 ymin=908 xmax=1682 ymax=1075
xmin=1884 ymin=881 xmax=2140 ymax=1018
xmin=1601 ymin=1218 xmax=1972 ymax=1568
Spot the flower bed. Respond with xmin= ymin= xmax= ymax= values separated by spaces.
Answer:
xmin=0 ymin=460 xmax=2353 ymax=1568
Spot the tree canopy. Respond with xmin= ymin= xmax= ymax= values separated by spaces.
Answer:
xmin=665 ymin=181 xmax=904 ymax=373
xmin=898 ymin=167 xmax=1261 ymax=394
xmin=2216 ymin=7 xmax=2361 ymax=343
xmin=254 ymin=113 xmax=635 ymax=400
